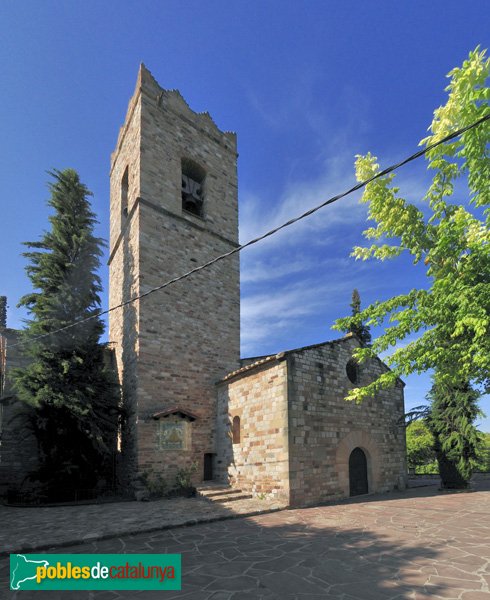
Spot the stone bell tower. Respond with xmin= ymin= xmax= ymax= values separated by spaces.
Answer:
xmin=108 ymin=65 xmax=240 ymax=486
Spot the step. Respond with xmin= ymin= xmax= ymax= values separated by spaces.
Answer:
xmin=205 ymin=492 xmax=253 ymax=503
xmin=196 ymin=485 xmax=253 ymax=503
xmin=195 ymin=483 xmax=230 ymax=492
xmin=198 ymin=488 xmax=244 ymax=498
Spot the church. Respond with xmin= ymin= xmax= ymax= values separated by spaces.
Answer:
xmin=108 ymin=65 xmax=407 ymax=506
xmin=0 ymin=66 xmax=407 ymax=506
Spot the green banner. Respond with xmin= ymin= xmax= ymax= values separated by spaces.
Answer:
xmin=10 ymin=553 xmax=181 ymax=591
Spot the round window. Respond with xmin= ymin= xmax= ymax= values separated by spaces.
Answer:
xmin=346 ymin=359 xmax=359 ymax=384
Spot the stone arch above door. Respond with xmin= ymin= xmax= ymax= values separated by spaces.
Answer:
xmin=336 ymin=430 xmax=381 ymax=497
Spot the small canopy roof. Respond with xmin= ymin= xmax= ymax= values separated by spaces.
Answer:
xmin=151 ymin=406 xmax=197 ymax=422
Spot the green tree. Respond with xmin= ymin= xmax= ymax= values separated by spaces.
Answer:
xmin=348 ymin=289 xmax=372 ymax=346
xmin=0 ymin=296 xmax=7 ymax=328
xmin=14 ymin=169 xmax=120 ymax=495
xmin=426 ymin=380 xmax=482 ymax=487
xmin=334 ymin=48 xmax=489 ymax=487
xmin=405 ymin=420 xmax=437 ymax=474
xmin=476 ymin=432 xmax=490 ymax=472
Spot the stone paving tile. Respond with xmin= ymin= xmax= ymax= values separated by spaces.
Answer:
xmin=0 ymin=495 xmax=286 ymax=554
xmin=1 ymin=478 xmax=490 ymax=599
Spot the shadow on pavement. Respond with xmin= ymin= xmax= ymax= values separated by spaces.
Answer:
xmin=4 ymin=485 xmax=489 ymax=598
xmin=1 ymin=476 xmax=489 ymax=598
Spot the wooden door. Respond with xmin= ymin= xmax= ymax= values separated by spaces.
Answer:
xmin=203 ymin=453 xmax=214 ymax=481
xmin=349 ymin=447 xmax=368 ymax=496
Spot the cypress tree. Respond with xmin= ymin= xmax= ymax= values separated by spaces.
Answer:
xmin=426 ymin=379 xmax=482 ymax=489
xmin=349 ymin=289 xmax=372 ymax=346
xmin=0 ymin=296 xmax=6 ymax=328
xmin=14 ymin=169 xmax=120 ymax=496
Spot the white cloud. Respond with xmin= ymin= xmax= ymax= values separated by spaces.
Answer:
xmin=240 ymin=257 xmax=310 ymax=284
xmin=245 ymin=67 xmax=330 ymax=135
xmin=240 ymin=261 xmax=383 ymax=355
xmin=240 ymin=255 xmax=351 ymax=285
xmin=240 ymin=280 xmax=335 ymax=355
xmin=238 ymin=80 xmax=441 ymax=358
xmin=237 ymin=146 xmax=407 ymax=356
xmin=239 ymin=153 xmax=368 ymax=251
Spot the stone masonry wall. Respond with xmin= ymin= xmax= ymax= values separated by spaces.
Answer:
xmin=136 ymin=208 xmax=240 ymax=483
xmin=108 ymin=72 xmax=143 ymax=486
xmin=216 ymin=360 xmax=290 ymax=502
xmin=136 ymin=67 xmax=240 ymax=484
xmin=287 ymin=337 xmax=407 ymax=507
xmin=138 ymin=68 xmax=238 ymax=243
xmin=109 ymin=65 xmax=240 ymax=487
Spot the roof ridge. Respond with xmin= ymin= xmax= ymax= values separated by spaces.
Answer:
xmin=221 ymin=336 xmax=356 ymax=383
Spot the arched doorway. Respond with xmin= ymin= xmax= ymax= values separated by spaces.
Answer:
xmin=349 ymin=447 xmax=368 ymax=496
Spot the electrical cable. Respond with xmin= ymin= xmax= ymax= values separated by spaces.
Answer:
xmin=7 ymin=112 xmax=490 ymax=349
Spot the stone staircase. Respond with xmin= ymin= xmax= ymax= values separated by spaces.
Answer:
xmin=196 ymin=482 xmax=253 ymax=505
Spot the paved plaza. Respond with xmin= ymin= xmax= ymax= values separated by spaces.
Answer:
xmin=1 ymin=479 xmax=489 ymax=599
xmin=0 ymin=491 xmax=286 ymax=555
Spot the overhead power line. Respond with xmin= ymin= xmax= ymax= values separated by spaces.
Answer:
xmin=8 ymin=112 xmax=490 ymax=349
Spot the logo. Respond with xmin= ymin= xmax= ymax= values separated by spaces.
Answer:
xmin=10 ymin=554 xmax=181 ymax=591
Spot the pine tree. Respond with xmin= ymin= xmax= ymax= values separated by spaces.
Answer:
xmin=348 ymin=289 xmax=372 ymax=346
xmin=14 ymin=169 xmax=120 ymax=495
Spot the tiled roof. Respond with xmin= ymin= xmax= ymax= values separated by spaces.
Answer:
xmin=219 ymin=335 xmax=358 ymax=383
xmin=220 ymin=352 xmax=284 ymax=383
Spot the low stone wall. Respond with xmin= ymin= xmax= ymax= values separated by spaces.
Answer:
xmin=0 ymin=397 xmax=39 ymax=495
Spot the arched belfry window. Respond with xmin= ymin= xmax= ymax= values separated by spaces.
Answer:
xmin=121 ymin=166 xmax=129 ymax=224
xmin=181 ymin=158 xmax=205 ymax=217
xmin=232 ymin=416 xmax=240 ymax=444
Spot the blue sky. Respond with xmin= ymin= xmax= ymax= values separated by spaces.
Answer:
xmin=1 ymin=1 xmax=489 ymax=428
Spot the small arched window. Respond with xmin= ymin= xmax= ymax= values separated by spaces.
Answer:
xmin=121 ymin=166 xmax=129 ymax=224
xmin=232 ymin=416 xmax=240 ymax=444
xmin=181 ymin=158 xmax=206 ymax=217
